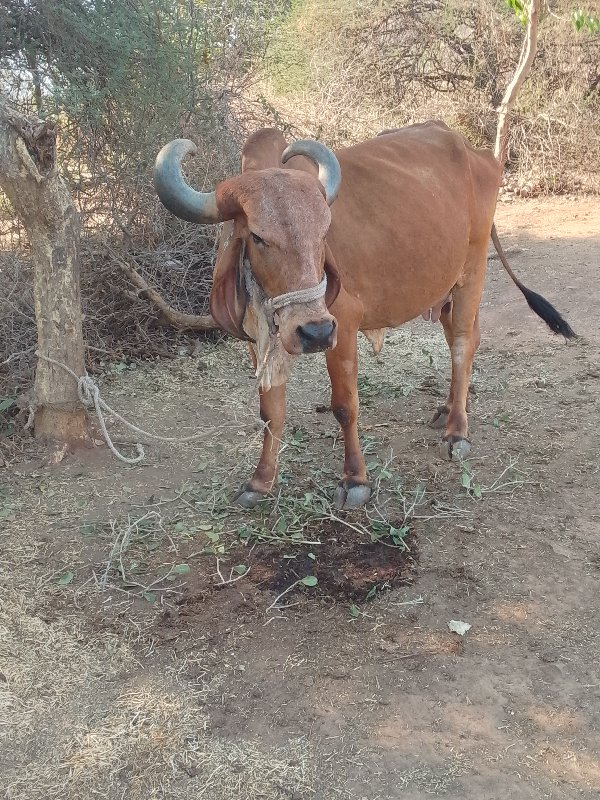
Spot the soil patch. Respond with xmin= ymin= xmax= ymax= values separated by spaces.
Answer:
xmin=240 ymin=520 xmax=418 ymax=601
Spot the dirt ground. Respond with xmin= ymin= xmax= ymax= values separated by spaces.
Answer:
xmin=1 ymin=196 xmax=599 ymax=800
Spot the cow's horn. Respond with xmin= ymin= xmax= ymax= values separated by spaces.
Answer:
xmin=154 ymin=139 xmax=223 ymax=224
xmin=281 ymin=139 xmax=341 ymax=205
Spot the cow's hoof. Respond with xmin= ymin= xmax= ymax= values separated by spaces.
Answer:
xmin=440 ymin=436 xmax=471 ymax=461
xmin=333 ymin=482 xmax=372 ymax=511
xmin=429 ymin=405 xmax=449 ymax=430
xmin=233 ymin=485 xmax=268 ymax=509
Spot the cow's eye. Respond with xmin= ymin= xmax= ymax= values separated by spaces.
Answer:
xmin=250 ymin=231 xmax=266 ymax=246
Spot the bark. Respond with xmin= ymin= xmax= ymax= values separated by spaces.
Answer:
xmin=494 ymin=0 xmax=541 ymax=170
xmin=25 ymin=52 xmax=44 ymax=115
xmin=0 ymin=98 xmax=90 ymax=443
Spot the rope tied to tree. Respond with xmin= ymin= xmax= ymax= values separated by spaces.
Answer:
xmin=35 ymin=352 xmax=223 ymax=465
xmin=75 ymin=373 xmax=144 ymax=464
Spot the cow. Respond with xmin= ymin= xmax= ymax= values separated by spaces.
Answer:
xmin=154 ymin=121 xmax=574 ymax=510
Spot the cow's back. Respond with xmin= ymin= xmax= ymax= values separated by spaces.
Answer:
xmin=325 ymin=121 xmax=499 ymax=328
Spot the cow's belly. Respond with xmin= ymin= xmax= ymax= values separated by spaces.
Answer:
xmin=352 ymin=259 xmax=466 ymax=330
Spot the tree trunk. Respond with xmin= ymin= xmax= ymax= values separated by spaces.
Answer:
xmin=0 ymin=98 xmax=91 ymax=444
xmin=494 ymin=0 xmax=541 ymax=170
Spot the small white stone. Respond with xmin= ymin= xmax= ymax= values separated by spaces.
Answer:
xmin=448 ymin=620 xmax=472 ymax=636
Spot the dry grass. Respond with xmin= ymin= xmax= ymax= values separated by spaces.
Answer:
xmin=1 ymin=586 xmax=325 ymax=800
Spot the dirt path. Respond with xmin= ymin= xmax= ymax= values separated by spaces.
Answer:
xmin=1 ymin=197 xmax=599 ymax=800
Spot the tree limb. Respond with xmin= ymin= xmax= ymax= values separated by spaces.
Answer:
xmin=105 ymin=245 xmax=218 ymax=332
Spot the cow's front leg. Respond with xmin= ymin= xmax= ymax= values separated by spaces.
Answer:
xmin=325 ymin=326 xmax=371 ymax=510
xmin=234 ymin=355 xmax=287 ymax=509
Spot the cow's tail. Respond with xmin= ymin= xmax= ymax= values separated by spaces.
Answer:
xmin=490 ymin=224 xmax=576 ymax=339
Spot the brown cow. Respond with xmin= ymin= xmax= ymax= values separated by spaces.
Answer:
xmin=154 ymin=122 xmax=574 ymax=510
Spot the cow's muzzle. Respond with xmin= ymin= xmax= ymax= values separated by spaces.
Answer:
xmin=297 ymin=319 xmax=337 ymax=353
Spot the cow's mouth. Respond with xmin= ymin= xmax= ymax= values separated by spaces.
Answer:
xmin=297 ymin=319 xmax=337 ymax=353
xmin=279 ymin=318 xmax=337 ymax=355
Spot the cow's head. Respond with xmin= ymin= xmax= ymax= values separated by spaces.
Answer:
xmin=154 ymin=138 xmax=342 ymax=356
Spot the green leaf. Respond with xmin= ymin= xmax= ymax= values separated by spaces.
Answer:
xmin=143 ymin=591 xmax=156 ymax=604
xmin=472 ymin=484 xmax=482 ymax=499
xmin=57 ymin=571 xmax=74 ymax=586
xmin=174 ymin=521 xmax=186 ymax=533
xmin=349 ymin=604 xmax=360 ymax=618
xmin=172 ymin=563 xmax=190 ymax=575
xmin=366 ymin=585 xmax=377 ymax=601
xmin=307 ymin=552 xmax=316 ymax=560
xmin=274 ymin=517 xmax=287 ymax=533
xmin=571 ymin=10 xmax=599 ymax=33
xmin=81 ymin=522 xmax=96 ymax=536
xmin=233 ymin=564 xmax=247 ymax=575
xmin=505 ymin=0 xmax=528 ymax=24
xmin=390 ymin=525 xmax=409 ymax=546
xmin=301 ymin=575 xmax=318 ymax=587
xmin=0 ymin=398 xmax=15 ymax=413
xmin=461 ymin=472 xmax=472 ymax=489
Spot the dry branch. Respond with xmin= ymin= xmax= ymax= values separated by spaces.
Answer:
xmin=105 ymin=244 xmax=218 ymax=332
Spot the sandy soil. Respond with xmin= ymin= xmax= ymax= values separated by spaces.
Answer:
xmin=1 ymin=196 xmax=599 ymax=800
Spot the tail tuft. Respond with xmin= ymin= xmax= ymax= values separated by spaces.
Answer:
xmin=519 ymin=285 xmax=577 ymax=340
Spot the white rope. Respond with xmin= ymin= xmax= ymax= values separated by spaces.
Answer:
xmin=264 ymin=274 xmax=327 ymax=313
xmin=242 ymin=254 xmax=327 ymax=393
xmin=35 ymin=353 xmax=220 ymax=465
xmin=243 ymin=257 xmax=327 ymax=318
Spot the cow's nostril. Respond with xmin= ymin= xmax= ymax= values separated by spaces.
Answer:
xmin=297 ymin=321 xmax=335 ymax=346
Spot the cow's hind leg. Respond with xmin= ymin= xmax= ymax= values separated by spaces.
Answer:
xmin=325 ymin=319 xmax=371 ymax=510
xmin=440 ymin=253 xmax=486 ymax=460
xmin=429 ymin=301 xmax=454 ymax=429
xmin=234 ymin=349 xmax=287 ymax=508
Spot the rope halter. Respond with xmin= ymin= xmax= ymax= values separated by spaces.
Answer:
xmin=240 ymin=242 xmax=328 ymax=391
xmin=241 ymin=244 xmax=327 ymax=334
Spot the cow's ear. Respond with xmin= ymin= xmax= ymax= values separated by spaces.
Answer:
xmin=209 ymin=223 xmax=249 ymax=339
xmin=324 ymin=241 xmax=341 ymax=308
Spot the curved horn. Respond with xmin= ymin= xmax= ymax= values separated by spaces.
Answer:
xmin=154 ymin=139 xmax=223 ymax=224
xmin=281 ymin=139 xmax=341 ymax=205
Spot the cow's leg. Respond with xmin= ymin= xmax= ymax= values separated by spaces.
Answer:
xmin=440 ymin=257 xmax=486 ymax=460
xmin=325 ymin=323 xmax=371 ymax=510
xmin=431 ymin=304 xmax=480 ymax=432
xmin=234 ymin=349 xmax=287 ymax=508
xmin=429 ymin=301 xmax=453 ymax=429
